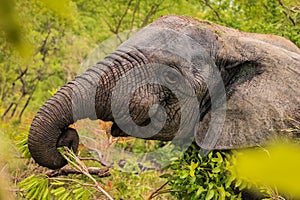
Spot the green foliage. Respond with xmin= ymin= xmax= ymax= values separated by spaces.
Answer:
xmin=19 ymin=174 xmax=96 ymax=200
xmin=19 ymin=147 xmax=100 ymax=200
xmin=20 ymin=175 xmax=50 ymax=200
xmin=19 ymin=146 xmax=173 ymax=199
xmin=198 ymin=0 xmax=300 ymax=47
xmin=163 ymin=144 xmax=243 ymax=199
xmin=19 ymin=167 xmax=172 ymax=199
xmin=16 ymin=134 xmax=31 ymax=159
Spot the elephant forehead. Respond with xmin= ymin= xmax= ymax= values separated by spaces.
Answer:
xmin=119 ymin=26 xmax=208 ymax=62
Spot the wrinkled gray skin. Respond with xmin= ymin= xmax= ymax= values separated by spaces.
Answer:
xmin=28 ymin=15 xmax=300 ymax=170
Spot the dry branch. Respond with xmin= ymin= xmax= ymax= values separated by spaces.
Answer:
xmin=147 ymin=181 xmax=170 ymax=200
xmin=277 ymin=0 xmax=298 ymax=26
xmin=45 ymin=166 xmax=111 ymax=178
xmin=202 ymin=0 xmax=222 ymax=22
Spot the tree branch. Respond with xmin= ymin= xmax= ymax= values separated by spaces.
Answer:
xmin=277 ymin=0 xmax=297 ymax=26
xmin=18 ymin=77 xmax=40 ymax=121
xmin=126 ymin=0 xmax=139 ymax=39
xmin=40 ymin=30 xmax=51 ymax=63
xmin=45 ymin=165 xmax=111 ymax=178
xmin=141 ymin=0 xmax=169 ymax=27
xmin=202 ymin=0 xmax=223 ymax=22
xmin=114 ymin=0 xmax=134 ymax=35
xmin=61 ymin=147 xmax=114 ymax=200
xmin=14 ymin=67 xmax=28 ymax=82
xmin=147 ymin=181 xmax=169 ymax=200
xmin=1 ymin=102 xmax=14 ymax=119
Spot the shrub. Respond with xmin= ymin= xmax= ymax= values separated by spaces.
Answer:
xmin=163 ymin=143 xmax=244 ymax=200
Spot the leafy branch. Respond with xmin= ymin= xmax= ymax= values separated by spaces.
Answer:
xmin=59 ymin=147 xmax=114 ymax=200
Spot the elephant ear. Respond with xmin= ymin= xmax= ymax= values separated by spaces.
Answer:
xmin=195 ymin=35 xmax=300 ymax=150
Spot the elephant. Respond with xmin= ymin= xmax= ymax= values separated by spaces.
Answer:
xmin=28 ymin=15 xmax=300 ymax=170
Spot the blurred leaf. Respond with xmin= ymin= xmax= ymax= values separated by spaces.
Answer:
xmin=0 ymin=0 xmax=32 ymax=58
xmin=40 ymin=0 xmax=73 ymax=19
xmin=233 ymin=142 xmax=300 ymax=197
xmin=195 ymin=186 xmax=206 ymax=197
xmin=205 ymin=189 xmax=214 ymax=200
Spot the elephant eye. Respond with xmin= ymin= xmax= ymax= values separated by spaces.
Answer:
xmin=163 ymin=70 xmax=179 ymax=84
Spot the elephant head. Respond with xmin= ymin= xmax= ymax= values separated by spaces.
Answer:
xmin=28 ymin=15 xmax=300 ymax=169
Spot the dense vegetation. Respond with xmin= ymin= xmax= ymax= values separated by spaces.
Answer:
xmin=0 ymin=0 xmax=299 ymax=199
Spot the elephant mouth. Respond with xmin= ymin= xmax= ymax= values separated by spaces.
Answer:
xmin=110 ymin=123 xmax=129 ymax=137
xmin=56 ymin=127 xmax=80 ymax=154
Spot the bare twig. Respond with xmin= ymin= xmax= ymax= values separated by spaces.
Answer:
xmin=277 ymin=0 xmax=297 ymax=26
xmin=114 ymin=0 xmax=134 ymax=35
xmin=40 ymin=29 xmax=51 ymax=62
xmin=1 ymin=103 xmax=14 ymax=118
xmin=277 ymin=0 xmax=299 ymax=13
xmin=286 ymin=117 xmax=300 ymax=125
xmin=202 ymin=0 xmax=223 ymax=22
xmin=147 ymin=181 xmax=169 ymax=200
xmin=282 ymin=10 xmax=296 ymax=26
xmin=141 ymin=0 xmax=169 ymax=27
xmin=10 ymin=98 xmax=20 ymax=118
xmin=78 ymin=157 xmax=104 ymax=163
xmin=101 ymin=3 xmax=118 ymax=29
xmin=126 ymin=0 xmax=139 ymax=39
xmin=14 ymin=67 xmax=28 ymax=82
xmin=8 ymin=188 xmax=21 ymax=192
xmin=85 ymin=147 xmax=113 ymax=167
xmin=18 ymin=78 xmax=40 ymax=121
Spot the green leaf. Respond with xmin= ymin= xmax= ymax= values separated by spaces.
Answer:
xmin=212 ymin=167 xmax=221 ymax=173
xmin=217 ymin=186 xmax=226 ymax=200
xmin=26 ymin=188 xmax=37 ymax=199
xmin=190 ymin=161 xmax=199 ymax=177
xmin=235 ymin=179 xmax=242 ymax=188
xmin=20 ymin=180 xmax=37 ymax=191
xmin=51 ymin=187 xmax=66 ymax=196
xmin=42 ymin=188 xmax=50 ymax=200
xmin=180 ymin=172 xmax=189 ymax=179
xmin=72 ymin=187 xmax=84 ymax=194
xmin=74 ymin=188 xmax=86 ymax=199
xmin=205 ymin=189 xmax=215 ymax=200
xmin=59 ymin=191 xmax=70 ymax=200
xmin=195 ymin=186 xmax=206 ymax=197
xmin=225 ymin=176 xmax=235 ymax=188
xmin=211 ymin=152 xmax=223 ymax=163
xmin=51 ymin=181 xmax=66 ymax=186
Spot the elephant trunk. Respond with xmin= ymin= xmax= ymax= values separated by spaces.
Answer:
xmin=28 ymin=74 xmax=103 ymax=169
xmin=28 ymin=85 xmax=77 ymax=169
xmin=28 ymin=48 xmax=148 ymax=169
